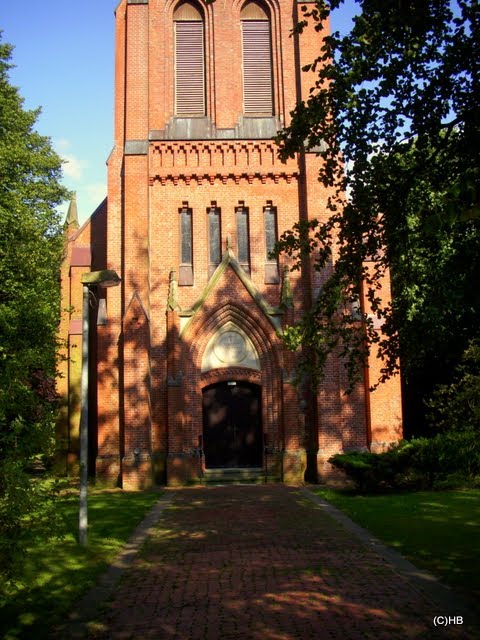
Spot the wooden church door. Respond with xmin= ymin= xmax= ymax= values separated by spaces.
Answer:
xmin=202 ymin=381 xmax=262 ymax=468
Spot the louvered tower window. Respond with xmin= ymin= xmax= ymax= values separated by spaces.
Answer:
xmin=241 ymin=2 xmax=273 ymax=115
xmin=174 ymin=3 xmax=205 ymax=116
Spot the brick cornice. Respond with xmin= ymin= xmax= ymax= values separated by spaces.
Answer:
xmin=149 ymin=172 xmax=298 ymax=186
xmin=149 ymin=140 xmax=299 ymax=185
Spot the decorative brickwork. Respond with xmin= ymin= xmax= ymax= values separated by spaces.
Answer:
xmin=149 ymin=141 xmax=299 ymax=186
xmin=200 ymin=368 xmax=262 ymax=388
xmin=58 ymin=0 xmax=403 ymax=488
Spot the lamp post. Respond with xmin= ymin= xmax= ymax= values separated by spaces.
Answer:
xmin=79 ymin=270 xmax=121 ymax=545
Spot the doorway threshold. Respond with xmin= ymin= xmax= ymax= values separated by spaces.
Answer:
xmin=203 ymin=467 xmax=264 ymax=485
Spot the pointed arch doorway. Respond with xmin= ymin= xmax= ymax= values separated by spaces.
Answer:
xmin=202 ymin=381 xmax=262 ymax=468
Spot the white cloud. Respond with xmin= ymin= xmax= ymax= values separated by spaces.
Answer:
xmin=62 ymin=153 xmax=88 ymax=180
xmin=53 ymin=138 xmax=88 ymax=181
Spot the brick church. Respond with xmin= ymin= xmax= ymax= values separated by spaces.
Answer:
xmin=58 ymin=0 xmax=402 ymax=489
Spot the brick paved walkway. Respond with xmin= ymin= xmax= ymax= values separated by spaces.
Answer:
xmin=82 ymin=485 xmax=476 ymax=640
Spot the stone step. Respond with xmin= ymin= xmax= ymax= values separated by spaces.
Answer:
xmin=203 ymin=467 xmax=265 ymax=484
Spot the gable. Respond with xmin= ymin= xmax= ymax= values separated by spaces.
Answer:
xmin=178 ymin=246 xmax=284 ymax=337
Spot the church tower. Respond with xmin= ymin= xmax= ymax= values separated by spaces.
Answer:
xmin=58 ymin=0 xmax=402 ymax=488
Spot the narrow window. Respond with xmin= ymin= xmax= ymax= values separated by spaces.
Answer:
xmin=174 ymin=3 xmax=205 ymax=116
xmin=264 ymin=204 xmax=279 ymax=283
xmin=236 ymin=205 xmax=250 ymax=275
xmin=179 ymin=205 xmax=193 ymax=285
xmin=241 ymin=2 xmax=273 ymax=115
xmin=208 ymin=205 xmax=222 ymax=277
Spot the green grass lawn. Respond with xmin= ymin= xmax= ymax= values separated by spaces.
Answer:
xmin=313 ymin=488 xmax=480 ymax=601
xmin=0 ymin=486 xmax=161 ymax=640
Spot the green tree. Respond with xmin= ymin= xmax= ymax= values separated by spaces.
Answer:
xmin=427 ymin=340 xmax=480 ymax=435
xmin=382 ymin=144 xmax=480 ymax=433
xmin=274 ymin=0 xmax=480 ymax=428
xmin=0 ymin=36 xmax=69 ymax=580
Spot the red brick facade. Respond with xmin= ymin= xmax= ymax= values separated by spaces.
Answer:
xmin=57 ymin=0 xmax=402 ymax=488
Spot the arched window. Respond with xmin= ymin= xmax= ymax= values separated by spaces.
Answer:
xmin=207 ymin=204 xmax=222 ymax=276
xmin=264 ymin=203 xmax=279 ymax=283
xmin=174 ymin=2 xmax=205 ymax=116
xmin=179 ymin=203 xmax=194 ymax=285
xmin=236 ymin=203 xmax=250 ymax=275
xmin=241 ymin=2 xmax=273 ymax=115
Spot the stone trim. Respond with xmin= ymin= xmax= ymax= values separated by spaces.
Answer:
xmin=124 ymin=140 xmax=149 ymax=155
xmin=149 ymin=116 xmax=281 ymax=141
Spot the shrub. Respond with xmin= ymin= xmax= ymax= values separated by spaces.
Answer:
xmin=328 ymin=449 xmax=407 ymax=492
xmin=329 ymin=431 xmax=480 ymax=492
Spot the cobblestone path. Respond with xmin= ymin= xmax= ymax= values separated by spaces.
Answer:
xmin=85 ymin=485 xmax=475 ymax=640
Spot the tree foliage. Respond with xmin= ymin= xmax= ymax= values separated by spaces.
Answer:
xmin=274 ymin=0 xmax=480 ymax=410
xmin=427 ymin=340 xmax=480 ymax=434
xmin=0 ymin=36 xmax=69 ymax=579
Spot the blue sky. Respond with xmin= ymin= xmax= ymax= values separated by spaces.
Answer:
xmin=2 ymin=1 xmax=115 ymax=224
xmin=1 ymin=1 xmax=357 ymax=225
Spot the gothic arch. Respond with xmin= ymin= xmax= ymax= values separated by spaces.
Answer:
xmin=240 ymin=0 xmax=270 ymax=20
xmin=183 ymin=300 xmax=281 ymax=375
xmin=173 ymin=1 xmax=204 ymax=20
xmin=232 ymin=0 xmax=280 ymax=17
xmin=180 ymin=300 xmax=284 ymax=454
xmin=165 ymin=0 xmax=211 ymax=18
